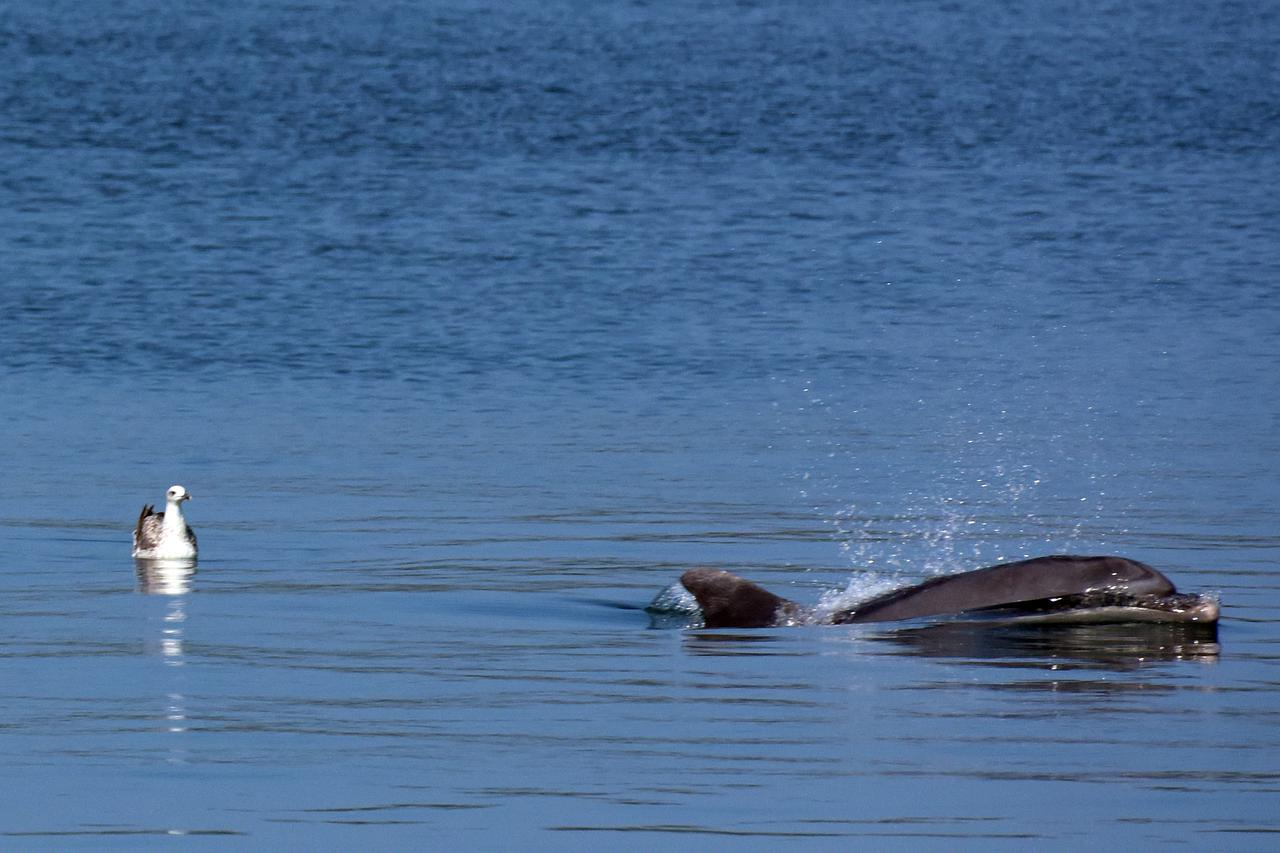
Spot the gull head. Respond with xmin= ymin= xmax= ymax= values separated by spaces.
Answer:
xmin=166 ymin=485 xmax=192 ymax=503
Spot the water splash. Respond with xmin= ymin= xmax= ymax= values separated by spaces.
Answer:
xmin=645 ymin=581 xmax=703 ymax=628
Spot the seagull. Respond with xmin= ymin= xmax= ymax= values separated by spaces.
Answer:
xmin=132 ymin=485 xmax=198 ymax=560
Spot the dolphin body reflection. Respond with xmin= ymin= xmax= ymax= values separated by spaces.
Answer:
xmin=679 ymin=555 xmax=1220 ymax=629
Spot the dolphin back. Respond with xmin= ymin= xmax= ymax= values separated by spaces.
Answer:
xmin=834 ymin=555 xmax=1176 ymax=624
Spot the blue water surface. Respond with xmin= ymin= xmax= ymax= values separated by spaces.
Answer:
xmin=1 ymin=0 xmax=1278 ymax=848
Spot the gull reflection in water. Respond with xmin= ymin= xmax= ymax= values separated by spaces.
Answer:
xmin=135 ymin=558 xmax=197 ymax=597
xmin=135 ymin=558 xmax=195 ymax=761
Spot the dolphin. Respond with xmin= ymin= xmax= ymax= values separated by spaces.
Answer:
xmin=678 ymin=555 xmax=1220 ymax=629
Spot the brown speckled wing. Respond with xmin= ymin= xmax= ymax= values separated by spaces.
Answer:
xmin=133 ymin=504 xmax=163 ymax=551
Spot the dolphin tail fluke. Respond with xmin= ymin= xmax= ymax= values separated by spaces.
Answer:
xmin=680 ymin=568 xmax=806 ymax=628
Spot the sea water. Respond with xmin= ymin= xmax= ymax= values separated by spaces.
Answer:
xmin=1 ymin=0 xmax=1278 ymax=847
